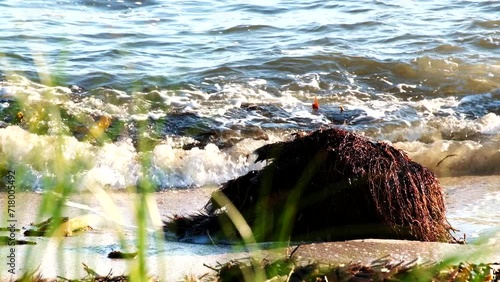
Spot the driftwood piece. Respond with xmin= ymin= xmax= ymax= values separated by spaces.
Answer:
xmin=107 ymin=250 xmax=138 ymax=259
xmin=165 ymin=128 xmax=454 ymax=243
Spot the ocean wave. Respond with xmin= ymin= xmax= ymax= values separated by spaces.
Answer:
xmin=0 ymin=125 xmax=270 ymax=190
xmin=1 ymin=119 xmax=499 ymax=192
xmin=2 ymin=73 xmax=499 ymax=141
xmin=1 ymin=72 xmax=499 ymax=191
xmin=395 ymin=139 xmax=500 ymax=177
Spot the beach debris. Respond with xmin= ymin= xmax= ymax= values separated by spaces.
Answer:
xmin=165 ymin=127 xmax=455 ymax=243
xmin=436 ymin=154 xmax=458 ymax=167
xmin=18 ymin=266 xmax=151 ymax=282
xmin=107 ymin=250 xmax=138 ymax=259
xmin=216 ymin=260 xmax=253 ymax=281
xmin=286 ymin=264 xmax=317 ymax=282
xmin=12 ymin=269 xmax=46 ymax=282
xmin=203 ymin=256 xmax=500 ymax=282
xmin=16 ymin=111 xmax=24 ymax=122
xmin=55 ymin=263 xmax=147 ymax=282
xmin=0 ymin=235 xmax=36 ymax=245
xmin=89 ymin=115 xmax=112 ymax=139
xmin=312 ymin=97 xmax=319 ymax=110
xmin=82 ymin=262 xmax=100 ymax=277
xmin=24 ymin=216 xmax=93 ymax=237
xmin=70 ymin=114 xmax=114 ymax=142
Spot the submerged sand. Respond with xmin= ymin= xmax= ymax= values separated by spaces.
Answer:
xmin=0 ymin=177 xmax=499 ymax=281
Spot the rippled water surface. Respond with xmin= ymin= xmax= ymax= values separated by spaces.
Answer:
xmin=2 ymin=1 xmax=499 ymax=85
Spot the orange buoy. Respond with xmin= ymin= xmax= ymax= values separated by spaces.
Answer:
xmin=312 ymin=96 xmax=319 ymax=110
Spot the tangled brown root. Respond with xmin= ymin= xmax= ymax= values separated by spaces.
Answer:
xmin=165 ymin=127 xmax=454 ymax=243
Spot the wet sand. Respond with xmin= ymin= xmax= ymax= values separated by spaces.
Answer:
xmin=0 ymin=179 xmax=499 ymax=281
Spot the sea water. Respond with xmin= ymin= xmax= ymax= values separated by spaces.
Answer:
xmin=0 ymin=1 xmax=499 ymax=243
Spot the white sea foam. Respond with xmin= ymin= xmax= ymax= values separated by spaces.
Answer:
xmin=0 ymin=125 xmax=269 ymax=190
xmin=395 ymin=139 xmax=500 ymax=177
xmin=0 ymin=126 xmax=92 ymax=166
xmin=458 ymin=93 xmax=492 ymax=105
xmin=412 ymin=97 xmax=459 ymax=114
xmin=396 ymin=83 xmax=416 ymax=93
xmin=2 ymin=74 xmax=500 ymax=189
xmin=0 ymin=86 xmax=14 ymax=96
xmin=150 ymin=141 xmax=265 ymax=188
xmin=79 ymin=139 xmax=140 ymax=189
xmin=478 ymin=113 xmax=500 ymax=135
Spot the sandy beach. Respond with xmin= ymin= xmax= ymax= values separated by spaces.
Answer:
xmin=1 ymin=181 xmax=499 ymax=281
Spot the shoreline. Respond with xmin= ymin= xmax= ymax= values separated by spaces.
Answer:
xmin=0 ymin=178 xmax=499 ymax=280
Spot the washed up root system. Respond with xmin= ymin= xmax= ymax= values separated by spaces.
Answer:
xmin=165 ymin=127 xmax=456 ymax=243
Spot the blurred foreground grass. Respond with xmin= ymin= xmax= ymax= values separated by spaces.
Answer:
xmin=0 ymin=68 xmax=164 ymax=281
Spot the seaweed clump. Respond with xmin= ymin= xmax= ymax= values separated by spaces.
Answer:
xmin=24 ymin=217 xmax=93 ymax=237
xmin=165 ymin=127 xmax=455 ymax=243
xmin=203 ymin=256 xmax=500 ymax=282
xmin=14 ymin=263 xmax=150 ymax=282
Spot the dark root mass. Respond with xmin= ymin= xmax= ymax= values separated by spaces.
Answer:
xmin=165 ymin=128 xmax=455 ymax=243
